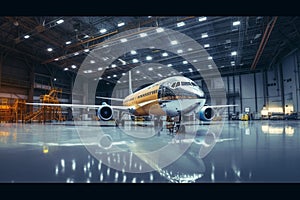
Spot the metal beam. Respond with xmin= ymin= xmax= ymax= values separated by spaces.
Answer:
xmin=251 ymin=17 xmax=278 ymax=70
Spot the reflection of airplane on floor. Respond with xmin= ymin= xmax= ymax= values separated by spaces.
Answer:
xmin=26 ymin=71 xmax=237 ymax=125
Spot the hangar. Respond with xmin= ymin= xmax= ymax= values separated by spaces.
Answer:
xmin=0 ymin=16 xmax=300 ymax=183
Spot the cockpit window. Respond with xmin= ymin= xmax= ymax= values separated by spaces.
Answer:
xmin=175 ymin=82 xmax=181 ymax=87
xmin=181 ymin=82 xmax=191 ymax=86
xmin=171 ymin=82 xmax=176 ymax=88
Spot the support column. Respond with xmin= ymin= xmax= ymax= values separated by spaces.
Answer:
xmin=239 ymin=75 xmax=243 ymax=112
xmin=254 ymin=72 xmax=258 ymax=112
xmin=279 ymin=62 xmax=285 ymax=113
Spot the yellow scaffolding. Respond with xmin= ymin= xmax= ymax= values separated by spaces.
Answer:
xmin=24 ymin=88 xmax=66 ymax=123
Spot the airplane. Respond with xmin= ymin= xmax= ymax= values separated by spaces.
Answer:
xmin=26 ymin=71 xmax=237 ymax=126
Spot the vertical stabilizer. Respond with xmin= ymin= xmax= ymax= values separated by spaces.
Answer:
xmin=128 ymin=70 xmax=133 ymax=95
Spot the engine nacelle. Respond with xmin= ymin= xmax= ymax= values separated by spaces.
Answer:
xmin=97 ymin=104 xmax=113 ymax=121
xmin=198 ymin=106 xmax=215 ymax=121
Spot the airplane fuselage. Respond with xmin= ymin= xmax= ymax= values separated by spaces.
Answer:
xmin=123 ymin=76 xmax=206 ymax=117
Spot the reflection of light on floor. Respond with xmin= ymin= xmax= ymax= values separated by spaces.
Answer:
xmin=61 ymin=159 xmax=65 ymax=168
xmin=115 ymin=171 xmax=119 ymax=181
xmin=261 ymin=124 xmax=295 ymax=136
xmin=211 ymin=163 xmax=215 ymax=182
xmin=66 ymin=178 xmax=74 ymax=183
xmin=261 ymin=125 xmax=283 ymax=134
xmin=150 ymin=173 xmax=154 ymax=181
xmin=285 ymin=126 xmax=294 ymax=136
xmin=72 ymin=159 xmax=76 ymax=171
xmin=100 ymin=172 xmax=103 ymax=181
xmin=122 ymin=174 xmax=127 ymax=183
xmin=132 ymin=177 xmax=136 ymax=183
xmin=55 ymin=165 xmax=59 ymax=175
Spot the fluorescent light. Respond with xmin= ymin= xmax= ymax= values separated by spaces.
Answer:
xmin=118 ymin=22 xmax=125 ymax=27
xmin=56 ymin=19 xmax=64 ymax=24
xmin=167 ymin=64 xmax=173 ymax=67
xmin=177 ymin=22 xmax=185 ymax=27
xmin=146 ymin=56 xmax=152 ymax=61
xmin=156 ymin=28 xmax=164 ymax=33
xmin=90 ymin=60 xmax=95 ymax=64
xmin=188 ymin=48 xmax=193 ymax=51
xmin=120 ymin=38 xmax=127 ymax=43
xmin=183 ymin=60 xmax=188 ymax=64
xmin=74 ymin=52 xmax=79 ymax=56
xmin=122 ymin=73 xmax=126 ymax=76
xmin=83 ymin=35 xmax=89 ymax=39
xmin=148 ymin=67 xmax=153 ymax=71
xmin=208 ymin=56 xmax=213 ymax=60
xmin=100 ymin=28 xmax=107 ymax=33
xmin=98 ymin=67 xmax=103 ymax=71
xmin=204 ymin=44 xmax=210 ymax=48
xmin=188 ymin=68 xmax=193 ymax=72
xmin=139 ymin=33 xmax=147 ymax=37
xmin=132 ymin=58 xmax=139 ymax=63
xmin=130 ymin=50 xmax=137 ymax=55
xmin=53 ymin=78 xmax=57 ymax=81
xmin=113 ymin=74 xmax=117 ymax=77
xmin=24 ymin=35 xmax=30 ymax=39
xmin=136 ymin=70 xmax=140 ymax=74
xmin=171 ymin=40 xmax=178 ymax=45
xmin=192 ymin=59 xmax=198 ymax=62
xmin=208 ymin=64 xmax=212 ymax=69
xmin=47 ymin=48 xmax=53 ymax=52
xmin=99 ymin=77 xmax=103 ymax=80
xmin=162 ymin=52 xmax=168 ymax=57
xmin=201 ymin=33 xmax=208 ymax=38
xmin=65 ymin=41 xmax=71 ymax=45
xmin=107 ymin=76 xmax=111 ymax=79
xmin=118 ymin=58 xmax=126 ymax=65
xmin=231 ymin=51 xmax=237 ymax=56
xmin=64 ymin=67 xmax=68 ymax=71
xmin=83 ymin=70 xmax=93 ymax=73
xmin=233 ymin=21 xmax=240 ymax=26
xmin=177 ymin=49 xmax=183 ymax=53
xmin=231 ymin=61 xmax=235 ymax=66
xmin=111 ymin=64 xmax=117 ymax=68
xmin=71 ymin=65 xmax=77 ymax=69
xmin=199 ymin=17 xmax=207 ymax=22
xmin=54 ymin=58 xmax=59 ymax=61
xmin=84 ymin=49 xmax=90 ymax=52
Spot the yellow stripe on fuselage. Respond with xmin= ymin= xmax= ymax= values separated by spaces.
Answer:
xmin=123 ymin=84 xmax=164 ymax=116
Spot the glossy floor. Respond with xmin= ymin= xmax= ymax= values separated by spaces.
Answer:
xmin=0 ymin=120 xmax=300 ymax=183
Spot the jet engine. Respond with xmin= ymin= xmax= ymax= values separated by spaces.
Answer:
xmin=197 ymin=106 xmax=215 ymax=121
xmin=97 ymin=103 xmax=113 ymax=121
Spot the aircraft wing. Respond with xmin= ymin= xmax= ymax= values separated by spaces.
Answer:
xmin=25 ymin=102 xmax=133 ymax=111
xmin=96 ymin=96 xmax=124 ymax=102
xmin=206 ymin=104 xmax=238 ymax=108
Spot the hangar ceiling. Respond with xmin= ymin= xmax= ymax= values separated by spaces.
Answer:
xmin=0 ymin=16 xmax=299 ymax=84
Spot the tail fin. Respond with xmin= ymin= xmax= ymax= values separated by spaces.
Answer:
xmin=128 ymin=70 xmax=133 ymax=95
